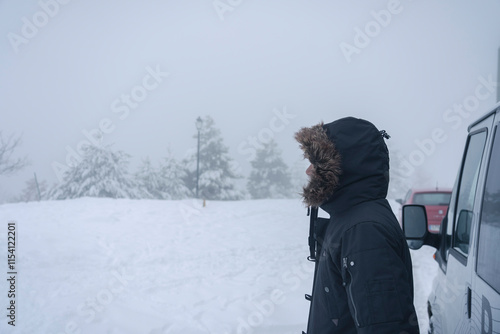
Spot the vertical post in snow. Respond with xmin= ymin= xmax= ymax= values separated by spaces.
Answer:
xmin=196 ymin=128 xmax=200 ymax=198
xmin=195 ymin=116 xmax=203 ymax=199
xmin=34 ymin=172 xmax=41 ymax=201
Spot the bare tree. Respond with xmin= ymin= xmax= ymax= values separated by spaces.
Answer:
xmin=0 ymin=131 xmax=28 ymax=176
xmin=15 ymin=176 xmax=47 ymax=202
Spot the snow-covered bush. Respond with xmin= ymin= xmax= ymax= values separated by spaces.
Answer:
xmin=49 ymin=145 xmax=140 ymax=199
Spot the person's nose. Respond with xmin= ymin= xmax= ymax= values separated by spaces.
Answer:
xmin=306 ymin=164 xmax=314 ymax=176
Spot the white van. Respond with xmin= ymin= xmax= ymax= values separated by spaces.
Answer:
xmin=402 ymin=102 xmax=500 ymax=334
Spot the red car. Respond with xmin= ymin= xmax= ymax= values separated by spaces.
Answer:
xmin=397 ymin=188 xmax=452 ymax=233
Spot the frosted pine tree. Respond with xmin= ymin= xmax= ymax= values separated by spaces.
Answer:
xmin=160 ymin=151 xmax=191 ymax=199
xmin=135 ymin=157 xmax=165 ymax=199
xmin=183 ymin=116 xmax=242 ymax=200
xmin=49 ymin=145 xmax=140 ymax=199
xmin=247 ymin=139 xmax=293 ymax=199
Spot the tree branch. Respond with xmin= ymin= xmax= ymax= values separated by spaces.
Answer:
xmin=0 ymin=131 xmax=28 ymax=176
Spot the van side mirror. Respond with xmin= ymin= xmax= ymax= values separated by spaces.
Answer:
xmin=402 ymin=205 xmax=427 ymax=249
xmin=403 ymin=205 xmax=427 ymax=238
xmin=402 ymin=204 xmax=440 ymax=250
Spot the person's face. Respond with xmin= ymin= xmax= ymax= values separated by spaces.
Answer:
xmin=306 ymin=164 xmax=314 ymax=176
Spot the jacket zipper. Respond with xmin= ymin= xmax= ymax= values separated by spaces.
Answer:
xmin=344 ymin=257 xmax=361 ymax=327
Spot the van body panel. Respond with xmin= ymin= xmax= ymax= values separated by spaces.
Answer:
xmin=471 ymin=113 xmax=500 ymax=334
xmin=425 ymin=108 xmax=499 ymax=334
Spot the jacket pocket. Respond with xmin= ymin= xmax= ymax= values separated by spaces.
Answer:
xmin=366 ymin=278 xmax=404 ymax=325
xmin=316 ymin=250 xmax=341 ymax=324
xmin=342 ymin=249 xmax=405 ymax=327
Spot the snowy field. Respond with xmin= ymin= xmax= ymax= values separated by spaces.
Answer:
xmin=0 ymin=198 xmax=438 ymax=334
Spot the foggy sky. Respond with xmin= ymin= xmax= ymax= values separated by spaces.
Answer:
xmin=1 ymin=0 xmax=500 ymax=202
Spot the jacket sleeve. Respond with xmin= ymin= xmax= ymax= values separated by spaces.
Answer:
xmin=340 ymin=221 xmax=419 ymax=334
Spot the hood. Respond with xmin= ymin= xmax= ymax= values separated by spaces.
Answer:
xmin=295 ymin=117 xmax=390 ymax=213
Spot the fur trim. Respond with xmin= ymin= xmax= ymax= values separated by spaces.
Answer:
xmin=295 ymin=123 xmax=342 ymax=207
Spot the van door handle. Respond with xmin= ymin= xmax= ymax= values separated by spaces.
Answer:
xmin=467 ymin=287 xmax=472 ymax=319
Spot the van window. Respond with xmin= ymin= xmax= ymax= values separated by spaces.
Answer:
xmin=452 ymin=131 xmax=487 ymax=255
xmin=477 ymin=127 xmax=500 ymax=292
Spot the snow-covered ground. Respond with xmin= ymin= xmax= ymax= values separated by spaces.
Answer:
xmin=0 ymin=198 xmax=438 ymax=334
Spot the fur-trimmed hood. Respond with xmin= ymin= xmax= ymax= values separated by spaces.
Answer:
xmin=294 ymin=122 xmax=342 ymax=207
xmin=295 ymin=117 xmax=390 ymax=210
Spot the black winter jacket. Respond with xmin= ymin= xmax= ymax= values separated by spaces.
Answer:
xmin=295 ymin=117 xmax=419 ymax=334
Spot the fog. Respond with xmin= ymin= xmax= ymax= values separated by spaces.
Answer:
xmin=1 ymin=0 xmax=499 ymax=202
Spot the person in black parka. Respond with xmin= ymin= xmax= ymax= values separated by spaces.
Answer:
xmin=295 ymin=117 xmax=419 ymax=334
